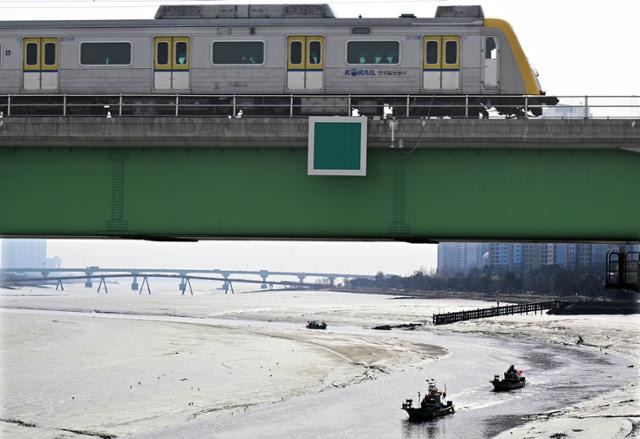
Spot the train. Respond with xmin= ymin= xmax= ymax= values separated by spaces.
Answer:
xmin=0 ymin=4 xmax=558 ymax=117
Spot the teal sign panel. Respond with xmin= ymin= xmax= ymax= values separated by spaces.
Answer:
xmin=307 ymin=116 xmax=367 ymax=176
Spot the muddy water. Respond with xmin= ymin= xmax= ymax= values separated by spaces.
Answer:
xmin=137 ymin=325 xmax=634 ymax=439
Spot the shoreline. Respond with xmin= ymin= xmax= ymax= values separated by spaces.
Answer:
xmin=2 ymin=287 xmax=637 ymax=438
xmin=434 ymin=314 xmax=639 ymax=438
xmin=0 ymin=304 xmax=447 ymax=439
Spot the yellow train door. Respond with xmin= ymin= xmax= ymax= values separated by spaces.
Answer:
xmin=154 ymin=36 xmax=190 ymax=90
xmin=422 ymin=36 xmax=441 ymax=90
xmin=441 ymin=35 xmax=460 ymax=90
xmin=23 ymin=37 xmax=59 ymax=91
xmin=287 ymin=35 xmax=324 ymax=91
xmin=422 ymin=35 xmax=460 ymax=91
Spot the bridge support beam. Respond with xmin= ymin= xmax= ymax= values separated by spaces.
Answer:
xmin=222 ymin=279 xmax=234 ymax=294
xmin=139 ymin=276 xmax=151 ymax=295
xmin=259 ymin=270 xmax=269 ymax=289
xmin=2 ymin=139 xmax=638 ymax=241
xmin=180 ymin=277 xmax=193 ymax=295
xmin=97 ymin=277 xmax=108 ymax=294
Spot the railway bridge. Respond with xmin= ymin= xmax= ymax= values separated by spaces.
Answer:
xmin=1 ymin=95 xmax=639 ymax=289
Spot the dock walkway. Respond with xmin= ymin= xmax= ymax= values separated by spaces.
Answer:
xmin=432 ymin=300 xmax=563 ymax=325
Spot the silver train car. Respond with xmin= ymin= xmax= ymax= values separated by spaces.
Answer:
xmin=0 ymin=4 xmax=557 ymax=117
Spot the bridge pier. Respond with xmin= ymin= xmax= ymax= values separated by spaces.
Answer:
xmin=55 ymin=279 xmax=64 ymax=291
xmin=97 ymin=277 xmax=108 ymax=294
xmin=259 ymin=270 xmax=269 ymax=290
xmin=221 ymin=273 xmax=234 ymax=294
xmin=139 ymin=276 xmax=151 ymax=295
xmin=131 ymin=274 xmax=139 ymax=291
xmin=222 ymin=279 xmax=234 ymax=294
xmin=84 ymin=267 xmax=98 ymax=288
xmin=180 ymin=277 xmax=193 ymax=295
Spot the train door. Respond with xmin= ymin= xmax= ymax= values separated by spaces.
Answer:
xmin=23 ymin=37 xmax=58 ymax=91
xmin=483 ymin=36 xmax=498 ymax=88
xmin=287 ymin=35 xmax=324 ymax=91
xmin=422 ymin=35 xmax=460 ymax=91
xmin=154 ymin=36 xmax=190 ymax=90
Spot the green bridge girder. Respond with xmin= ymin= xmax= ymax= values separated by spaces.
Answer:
xmin=1 ymin=140 xmax=639 ymax=242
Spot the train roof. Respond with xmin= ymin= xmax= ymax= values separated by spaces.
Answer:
xmin=0 ymin=4 xmax=485 ymax=29
xmin=154 ymin=4 xmax=337 ymax=19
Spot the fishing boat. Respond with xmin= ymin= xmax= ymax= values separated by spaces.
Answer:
xmin=491 ymin=364 xmax=526 ymax=391
xmin=402 ymin=379 xmax=454 ymax=421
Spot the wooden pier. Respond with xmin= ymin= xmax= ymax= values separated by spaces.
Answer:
xmin=432 ymin=301 xmax=563 ymax=326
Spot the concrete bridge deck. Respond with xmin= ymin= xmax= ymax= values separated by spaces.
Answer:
xmin=1 ymin=117 xmax=639 ymax=149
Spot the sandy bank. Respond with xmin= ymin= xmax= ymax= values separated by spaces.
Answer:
xmin=0 ymin=287 xmax=448 ymax=438
xmin=436 ymin=314 xmax=640 ymax=438
xmin=0 ymin=285 xmax=490 ymax=327
xmin=2 ymin=286 xmax=637 ymax=438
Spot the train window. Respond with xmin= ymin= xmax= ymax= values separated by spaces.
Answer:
xmin=26 ymin=43 xmax=38 ymax=66
xmin=347 ymin=41 xmax=399 ymax=65
xmin=157 ymin=42 xmax=169 ymax=65
xmin=212 ymin=41 xmax=264 ymax=64
xmin=425 ymin=41 xmax=438 ymax=65
xmin=309 ymin=41 xmax=321 ymax=65
xmin=80 ymin=42 xmax=131 ymax=65
xmin=485 ymin=37 xmax=497 ymax=60
xmin=44 ymin=42 xmax=56 ymax=66
xmin=290 ymin=41 xmax=302 ymax=64
xmin=445 ymin=40 xmax=457 ymax=65
xmin=351 ymin=27 xmax=370 ymax=35
xmin=175 ymin=41 xmax=187 ymax=65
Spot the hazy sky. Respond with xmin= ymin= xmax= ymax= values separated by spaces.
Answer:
xmin=1 ymin=0 xmax=638 ymax=274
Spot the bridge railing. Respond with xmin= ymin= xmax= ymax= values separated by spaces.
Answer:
xmin=0 ymin=94 xmax=638 ymax=119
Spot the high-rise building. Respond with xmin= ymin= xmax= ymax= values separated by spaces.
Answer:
xmin=488 ymin=243 xmax=522 ymax=272
xmin=464 ymin=242 xmax=486 ymax=273
xmin=439 ymin=242 xmax=634 ymax=278
xmin=564 ymin=244 xmax=577 ymax=269
xmin=522 ymin=244 xmax=545 ymax=275
xmin=437 ymin=243 xmax=466 ymax=276
xmin=437 ymin=242 xmax=486 ymax=276
xmin=553 ymin=244 xmax=569 ymax=266
xmin=1 ymin=239 xmax=47 ymax=269
xmin=576 ymin=243 xmax=593 ymax=268
xmin=542 ymin=243 xmax=555 ymax=266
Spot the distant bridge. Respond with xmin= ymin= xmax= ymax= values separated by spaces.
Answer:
xmin=0 ymin=267 xmax=373 ymax=295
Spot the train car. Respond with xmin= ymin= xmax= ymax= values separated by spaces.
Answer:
xmin=0 ymin=4 xmax=557 ymax=117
